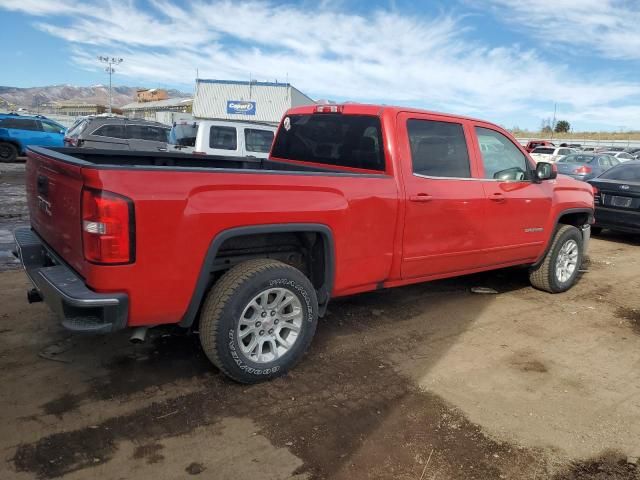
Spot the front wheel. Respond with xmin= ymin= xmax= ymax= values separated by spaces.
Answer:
xmin=199 ymin=259 xmax=318 ymax=384
xmin=529 ymin=225 xmax=583 ymax=293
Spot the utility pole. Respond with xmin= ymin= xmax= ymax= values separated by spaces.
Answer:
xmin=97 ymin=56 xmax=123 ymax=114
xmin=550 ymin=102 xmax=557 ymax=141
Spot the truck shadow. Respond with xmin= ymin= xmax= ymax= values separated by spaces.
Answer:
xmin=13 ymin=267 xmax=596 ymax=479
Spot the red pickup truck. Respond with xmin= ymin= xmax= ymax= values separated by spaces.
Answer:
xmin=15 ymin=104 xmax=594 ymax=383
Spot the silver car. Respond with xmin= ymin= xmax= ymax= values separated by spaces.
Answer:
xmin=64 ymin=116 xmax=170 ymax=151
xmin=556 ymin=153 xmax=619 ymax=181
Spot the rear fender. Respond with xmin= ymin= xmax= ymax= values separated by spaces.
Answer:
xmin=180 ymin=223 xmax=335 ymax=328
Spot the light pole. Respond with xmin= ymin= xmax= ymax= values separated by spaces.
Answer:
xmin=97 ymin=56 xmax=123 ymax=114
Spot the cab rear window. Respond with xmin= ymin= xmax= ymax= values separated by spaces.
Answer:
xmin=271 ymin=114 xmax=385 ymax=171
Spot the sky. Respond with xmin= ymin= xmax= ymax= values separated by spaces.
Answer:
xmin=1 ymin=0 xmax=640 ymax=131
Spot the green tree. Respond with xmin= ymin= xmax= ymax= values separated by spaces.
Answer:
xmin=555 ymin=120 xmax=570 ymax=133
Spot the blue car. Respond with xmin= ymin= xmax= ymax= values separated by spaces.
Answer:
xmin=0 ymin=114 xmax=66 ymax=162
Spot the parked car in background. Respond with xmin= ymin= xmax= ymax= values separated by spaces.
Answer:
xmin=525 ymin=139 xmax=555 ymax=152
xmin=530 ymin=146 xmax=574 ymax=163
xmin=582 ymin=147 xmax=596 ymax=152
xmin=589 ymin=161 xmax=640 ymax=234
xmin=0 ymin=113 xmax=65 ymax=162
xmin=556 ymin=153 xmax=619 ymax=181
xmin=64 ymin=116 xmax=170 ymax=151
xmin=600 ymin=151 xmax=635 ymax=162
xmin=193 ymin=120 xmax=277 ymax=158
xmin=568 ymin=143 xmax=582 ymax=149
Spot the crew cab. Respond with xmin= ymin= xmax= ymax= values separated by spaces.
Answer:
xmin=14 ymin=104 xmax=594 ymax=383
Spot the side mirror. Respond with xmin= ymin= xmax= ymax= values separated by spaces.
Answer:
xmin=535 ymin=161 xmax=557 ymax=181
xmin=60 ymin=129 xmax=65 ymax=134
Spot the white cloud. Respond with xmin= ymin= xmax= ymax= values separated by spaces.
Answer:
xmin=483 ymin=0 xmax=640 ymax=60
xmin=3 ymin=0 xmax=640 ymax=128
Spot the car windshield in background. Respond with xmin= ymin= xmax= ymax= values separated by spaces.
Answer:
xmin=170 ymin=123 xmax=198 ymax=147
xmin=560 ymin=154 xmax=594 ymax=163
xmin=599 ymin=163 xmax=640 ymax=181
xmin=532 ymin=147 xmax=555 ymax=154
xmin=271 ymin=113 xmax=385 ymax=171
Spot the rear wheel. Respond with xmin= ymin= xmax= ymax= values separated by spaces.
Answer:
xmin=199 ymin=259 xmax=318 ymax=384
xmin=529 ymin=225 xmax=583 ymax=293
xmin=0 ymin=143 xmax=18 ymax=163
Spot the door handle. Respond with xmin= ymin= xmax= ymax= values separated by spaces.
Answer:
xmin=490 ymin=192 xmax=506 ymax=202
xmin=409 ymin=194 xmax=433 ymax=202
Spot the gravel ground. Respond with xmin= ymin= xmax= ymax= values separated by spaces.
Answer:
xmin=0 ymin=164 xmax=639 ymax=479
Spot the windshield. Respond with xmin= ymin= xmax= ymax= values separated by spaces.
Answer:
xmin=169 ymin=123 xmax=198 ymax=147
xmin=560 ymin=154 xmax=594 ymax=164
xmin=271 ymin=113 xmax=385 ymax=171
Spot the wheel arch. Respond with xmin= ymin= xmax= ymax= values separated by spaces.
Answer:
xmin=180 ymin=223 xmax=335 ymax=327
xmin=532 ymin=208 xmax=593 ymax=268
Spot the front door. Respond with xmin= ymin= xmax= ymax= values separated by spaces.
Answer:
xmin=471 ymin=124 xmax=551 ymax=264
xmin=399 ymin=113 xmax=487 ymax=279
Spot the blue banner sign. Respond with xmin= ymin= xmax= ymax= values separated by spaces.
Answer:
xmin=227 ymin=100 xmax=256 ymax=115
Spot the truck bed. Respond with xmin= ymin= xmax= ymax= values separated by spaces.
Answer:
xmin=29 ymin=147 xmax=353 ymax=174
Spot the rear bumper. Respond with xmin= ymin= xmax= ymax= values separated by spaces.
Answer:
xmin=594 ymin=206 xmax=640 ymax=233
xmin=13 ymin=227 xmax=128 ymax=333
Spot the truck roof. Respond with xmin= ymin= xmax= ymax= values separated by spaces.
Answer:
xmin=285 ymin=103 xmax=493 ymax=125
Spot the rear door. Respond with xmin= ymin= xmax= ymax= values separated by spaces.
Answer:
xmin=471 ymin=124 xmax=550 ymax=264
xmin=1 ymin=118 xmax=43 ymax=149
xmin=84 ymin=122 xmax=129 ymax=149
xmin=398 ymin=112 xmax=487 ymax=279
xmin=126 ymin=124 xmax=170 ymax=151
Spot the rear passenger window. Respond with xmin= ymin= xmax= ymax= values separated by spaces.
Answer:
xmin=476 ymin=127 xmax=530 ymax=180
xmin=93 ymin=124 xmax=126 ymax=139
xmin=407 ymin=119 xmax=470 ymax=178
xmin=245 ymin=129 xmax=274 ymax=153
xmin=210 ymin=126 xmax=237 ymax=150
xmin=0 ymin=118 xmax=41 ymax=131
xmin=127 ymin=125 xmax=168 ymax=142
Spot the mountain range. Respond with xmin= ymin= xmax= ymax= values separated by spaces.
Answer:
xmin=0 ymin=85 xmax=191 ymax=109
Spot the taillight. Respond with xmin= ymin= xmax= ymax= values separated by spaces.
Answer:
xmin=64 ymin=136 xmax=77 ymax=146
xmin=315 ymin=105 xmax=343 ymax=113
xmin=574 ymin=166 xmax=592 ymax=174
xmin=592 ymin=185 xmax=600 ymax=204
xmin=82 ymin=189 xmax=135 ymax=264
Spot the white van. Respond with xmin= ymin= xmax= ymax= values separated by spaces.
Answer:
xmin=192 ymin=120 xmax=277 ymax=158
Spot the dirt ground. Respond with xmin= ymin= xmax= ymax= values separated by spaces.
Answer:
xmin=1 ymin=163 xmax=640 ymax=479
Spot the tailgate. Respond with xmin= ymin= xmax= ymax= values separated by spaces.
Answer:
xmin=26 ymin=149 xmax=86 ymax=275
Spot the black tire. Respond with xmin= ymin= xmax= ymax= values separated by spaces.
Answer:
xmin=590 ymin=226 xmax=603 ymax=235
xmin=0 ymin=142 xmax=18 ymax=163
xmin=529 ymin=225 xmax=583 ymax=293
xmin=199 ymin=259 xmax=318 ymax=384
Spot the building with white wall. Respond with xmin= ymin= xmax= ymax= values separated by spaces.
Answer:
xmin=193 ymin=79 xmax=315 ymax=125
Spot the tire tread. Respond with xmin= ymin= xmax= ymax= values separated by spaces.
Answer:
xmin=199 ymin=258 xmax=303 ymax=382
xmin=529 ymin=224 xmax=579 ymax=293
